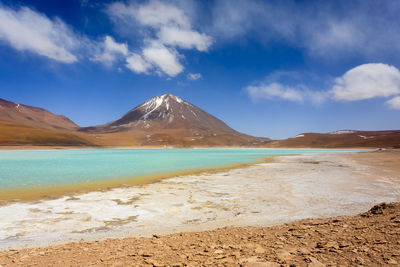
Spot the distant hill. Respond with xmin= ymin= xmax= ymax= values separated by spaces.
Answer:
xmin=0 ymin=98 xmax=77 ymax=131
xmin=0 ymin=120 xmax=93 ymax=146
xmin=268 ymin=130 xmax=400 ymax=148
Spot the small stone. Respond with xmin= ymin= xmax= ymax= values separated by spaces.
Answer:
xmin=145 ymin=259 xmax=163 ymax=266
xmin=244 ymin=256 xmax=259 ymax=263
xmin=248 ymin=262 xmax=280 ymax=267
xmin=276 ymin=250 xmax=292 ymax=260
xmin=307 ymin=257 xmax=326 ymax=267
xmin=355 ymin=257 xmax=365 ymax=265
xmin=326 ymin=241 xmax=339 ymax=249
xmin=255 ymin=245 xmax=266 ymax=254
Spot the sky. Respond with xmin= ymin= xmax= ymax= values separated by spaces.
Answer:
xmin=0 ymin=0 xmax=400 ymax=139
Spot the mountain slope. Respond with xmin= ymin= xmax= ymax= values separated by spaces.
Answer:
xmin=0 ymin=98 xmax=78 ymax=130
xmin=0 ymin=98 xmax=95 ymax=146
xmin=81 ymin=94 xmax=271 ymax=147
xmin=268 ymin=130 xmax=400 ymax=148
xmin=0 ymin=120 xmax=94 ymax=146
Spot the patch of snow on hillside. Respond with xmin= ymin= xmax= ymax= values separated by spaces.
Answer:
xmin=294 ymin=134 xmax=304 ymax=138
xmin=190 ymin=110 xmax=199 ymax=120
xmin=173 ymin=95 xmax=183 ymax=103
xmin=141 ymin=95 xmax=165 ymax=120
xmin=358 ymin=135 xmax=374 ymax=139
xmin=329 ymin=130 xmax=356 ymax=135
xmin=165 ymin=99 xmax=170 ymax=111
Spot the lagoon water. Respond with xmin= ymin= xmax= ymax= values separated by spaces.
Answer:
xmin=0 ymin=148 xmax=365 ymax=189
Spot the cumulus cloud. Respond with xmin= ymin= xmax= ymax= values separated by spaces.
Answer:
xmin=245 ymin=70 xmax=329 ymax=105
xmin=107 ymin=0 xmax=212 ymax=76
xmin=385 ymin=96 xmax=400 ymax=110
xmin=125 ymin=53 xmax=152 ymax=74
xmin=0 ymin=5 xmax=81 ymax=63
xmin=187 ymin=73 xmax=202 ymax=80
xmin=246 ymin=63 xmax=400 ymax=109
xmin=246 ymin=83 xmax=328 ymax=105
xmin=142 ymin=42 xmax=183 ymax=77
xmin=0 ymin=1 xmax=211 ymax=78
xmin=330 ymin=63 xmax=400 ymax=101
xmin=134 ymin=0 xmax=190 ymax=29
xmin=246 ymin=83 xmax=304 ymax=102
xmin=157 ymin=27 xmax=212 ymax=51
xmin=103 ymin=36 xmax=128 ymax=55
xmin=92 ymin=36 xmax=128 ymax=64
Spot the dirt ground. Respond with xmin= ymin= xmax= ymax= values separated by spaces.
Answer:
xmin=0 ymin=202 xmax=398 ymax=266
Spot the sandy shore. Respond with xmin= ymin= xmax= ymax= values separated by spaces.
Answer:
xmin=0 ymin=150 xmax=399 ymax=252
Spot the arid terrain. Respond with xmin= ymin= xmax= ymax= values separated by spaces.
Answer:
xmin=0 ymin=203 xmax=398 ymax=266
xmin=268 ymin=130 xmax=400 ymax=149
xmin=0 ymin=150 xmax=399 ymax=266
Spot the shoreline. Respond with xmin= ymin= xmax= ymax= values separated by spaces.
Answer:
xmin=0 ymin=156 xmax=275 ymax=202
xmin=0 ymin=148 xmax=369 ymax=202
xmin=0 ymin=145 xmax=381 ymax=150
xmin=0 ymin=150 xmax=398 ymax=251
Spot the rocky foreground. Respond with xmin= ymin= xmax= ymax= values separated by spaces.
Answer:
xmin=0 ymin=202 xmax=399 ymax=266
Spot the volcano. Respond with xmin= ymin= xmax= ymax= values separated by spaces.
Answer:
xmin=81 ymin=94 xmax=270 ymax=147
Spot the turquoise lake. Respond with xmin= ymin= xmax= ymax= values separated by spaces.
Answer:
xmin=0 ymin=148 xmax=366 ymax=188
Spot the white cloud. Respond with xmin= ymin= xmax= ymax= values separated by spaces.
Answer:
xmin=142 ymin=42 xmax=183 ymax=77
xmin=0 ymin=5 xmax=80 ymax=63
xmin=385 ymin=96 xmax=400 ymax=110
xmin=125 ymin=53 xmax=152 ymax=74
xmin=135 ymin=0 xmax=190 ymax=29
xmin=209 ymin=0 xmax=400 ymax=60
xmin=187 ymin=73 xmax=202 ymax=80
xmin=157 ymin=26 xmax=212 ymax=51
xmin=104 ymin=36 xmax=128 ymax=55
xmin=245 ymin=70 xmax=329 ymax=105
xmin=210 ymin=0 xmax=268 ymax=41
xmin=331 ymin=63 xmax=400 ymax=101
xmin=246 ymin=83 xmax=304 ymax=102
xmin=92 ymin=36 xmax=128 ymax=64
xmin=246 ymin=63 xmax=400 ymax=109
xmin=0 ymin=1 xmax=210 ymax=77
xmin=107 ymin=0 xmax=212 ymax=76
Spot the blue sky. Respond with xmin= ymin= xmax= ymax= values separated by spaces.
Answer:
xmin=0 ymin=0 xmax=400 ymax=139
